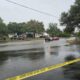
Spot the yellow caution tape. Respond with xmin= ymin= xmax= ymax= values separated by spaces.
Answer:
xmin=6 ymin=58 xmax=80 ymax=80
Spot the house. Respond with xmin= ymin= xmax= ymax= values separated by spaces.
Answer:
xmin=8 ymin=33 xmax=18 ymax=39
xmin=43 ymin=32 xmax=49 ymax=37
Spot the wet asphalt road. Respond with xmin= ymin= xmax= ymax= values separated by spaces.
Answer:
xmin=0 ymin=39 xmax=80 ymax=80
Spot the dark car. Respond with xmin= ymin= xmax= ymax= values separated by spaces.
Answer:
xmin=52 ymin=37 xmax=59 ymax=40
xmin=45 ymin=37 xmax=52 ymax=41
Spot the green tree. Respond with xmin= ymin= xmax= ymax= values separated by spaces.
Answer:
xmin=0 ymin=17 xmax=8 ymax=36
xmin=47 ymin=23 xmax=62 ymax=36
xmin=7 ymin=20 xmax=45 ymax=37
xmin=25 ymin=20 xmax=45 ymax=33
xmin=64 ymin=26 xmax=74 ymax=33
xmin=18 ymin=22 xmax=27 ymax=33
xmin=7 ymin=22 xmax=23 ymax=34
xmin=60 ymin=0 xmax=80 ymax=33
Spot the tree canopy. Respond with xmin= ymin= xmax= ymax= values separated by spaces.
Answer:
xmin=25 ymin=20 xmax=45 ymax=33
xmin=60 ymin=0 xmax=80 ymax=33
xmin=47 ymin=23 xmax=62 ymax=36
xmin=0 ymin=18 xmax=8 ymax=36
xmin=0 ymin=18 xmax=45 ymax=36
xmin=8 ymin=22 xmax=21 ymax=34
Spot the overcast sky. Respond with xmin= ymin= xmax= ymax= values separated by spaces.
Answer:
xmin=0 ymin=0 xmax=75 ymax=30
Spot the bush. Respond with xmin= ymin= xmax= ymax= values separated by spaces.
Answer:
xmin=77 ymin=32 xmax=80 ymax=37
xmin=0 ymin=35 xmax=8 ymax=41
xmin=59 ymin=32 xmax=71 ymax=37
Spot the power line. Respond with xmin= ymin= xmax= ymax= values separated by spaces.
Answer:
xmin=5 ymin=0 xmax=59 ymax=18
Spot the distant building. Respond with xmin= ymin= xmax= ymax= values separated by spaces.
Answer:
xmin=8 ymin=33 xmax=18 ymax=39
xmin=8 ymin=34 xmax=14 ymax=38
xmin=43 ymin=32 xmax=49 ymax=37
xmin=35 ymin=33 xmax=43 ymax=38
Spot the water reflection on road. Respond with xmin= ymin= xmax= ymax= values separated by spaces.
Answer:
xmin=0 ymin=39 xmax=80 ymax=80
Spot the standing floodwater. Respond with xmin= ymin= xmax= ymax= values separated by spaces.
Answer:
xmin=0 ymin=39 xmax=80 ymax=80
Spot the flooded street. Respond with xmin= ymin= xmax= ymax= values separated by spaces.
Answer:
xmin=0 ymin=39 xmax=80 ymax=80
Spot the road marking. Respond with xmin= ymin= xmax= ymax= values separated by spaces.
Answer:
xmin=6 ymin=58 xmax=80 ymax=80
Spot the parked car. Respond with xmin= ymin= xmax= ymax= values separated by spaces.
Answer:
xmin=52 ymin=37 xmax=59 ymax=40
xmin=18 ymin=35 xmax=25 ymax=40
xmin=45 ymin=37 xmax=52 ymax=41
xmin=11 ymin=35 xmax=18 ymax=40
